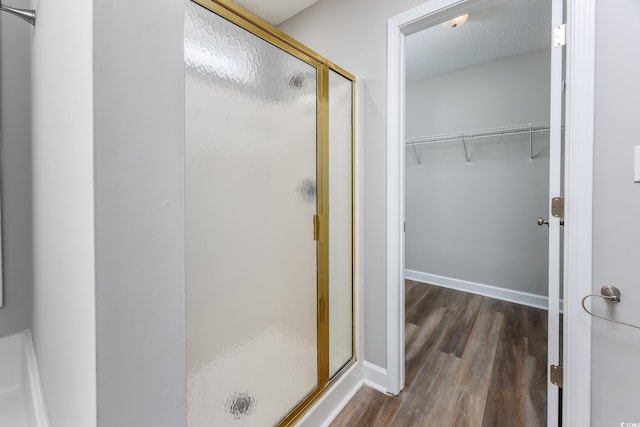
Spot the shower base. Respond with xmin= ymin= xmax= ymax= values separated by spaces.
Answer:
xmin=187 ymin=327 xmax=316 ymax=426
xmin=0 ymin=331 xmax=47 ymax=427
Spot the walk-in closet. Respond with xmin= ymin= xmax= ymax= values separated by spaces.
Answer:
xmin=403 ymin=0 xmax=553 ymax=424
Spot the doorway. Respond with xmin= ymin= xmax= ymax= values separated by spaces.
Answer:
xmin=402 ymin=1 xmax=553 ymax=424
xmin=384 ymin=0 xmax=597 ymax=424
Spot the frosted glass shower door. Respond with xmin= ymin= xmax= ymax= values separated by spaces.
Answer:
xmin=185 ymin=2 xmax=319 ymax=426
xmin=328 ymin=70 xmax=353 ymax=377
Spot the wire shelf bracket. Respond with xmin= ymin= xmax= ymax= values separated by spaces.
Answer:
xmin=462 ymin=136 xmax=470 ymax=165
xmin=406 ymin=121 xmax=555 ymax=165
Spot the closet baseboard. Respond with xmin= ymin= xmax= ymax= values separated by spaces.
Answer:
xmin=405 ymin=269 xmax=556 ymax=311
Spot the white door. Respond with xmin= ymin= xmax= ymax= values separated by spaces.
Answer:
xmin=547 ymin=0 xmax=565 ymax=424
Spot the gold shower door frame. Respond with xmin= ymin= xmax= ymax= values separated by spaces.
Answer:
xmin=190 ymin=0 xmax=357 ymax=425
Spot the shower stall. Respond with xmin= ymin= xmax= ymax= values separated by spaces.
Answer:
xmin=184 ymin=1 xmax=356 ymax=425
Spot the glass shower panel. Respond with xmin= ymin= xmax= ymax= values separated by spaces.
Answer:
xmin=185 ymin=2 xmax=319 ymax=425
xmin=328 ymin=70 xmax=353 ymax=377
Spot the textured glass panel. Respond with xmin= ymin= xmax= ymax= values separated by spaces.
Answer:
xmin=328 ymin=70 xmax=354 ymax=377
xmin=185 ymin=2 xmax=318 ymax=425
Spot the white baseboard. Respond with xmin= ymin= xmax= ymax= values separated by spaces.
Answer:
xmin=296 ymin=362 xmax=363 ymax=427
xmin=362 ymin=361 xmax=387 ymax=394
xmin=405 ymin=269 xmax=554 ymax=311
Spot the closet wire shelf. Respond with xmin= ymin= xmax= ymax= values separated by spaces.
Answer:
xmin=406 ymin=122 xmax=558 ymax=165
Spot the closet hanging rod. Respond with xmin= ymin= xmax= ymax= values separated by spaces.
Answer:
xmin=405 ymin=122 xmax=562 ymax=146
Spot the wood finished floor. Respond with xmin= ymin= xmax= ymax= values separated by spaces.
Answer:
xmin=331 ymin=280 xmax=548 ymax=427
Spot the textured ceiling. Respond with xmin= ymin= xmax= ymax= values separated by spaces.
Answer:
xmin=234 ymin=0 xmax=320 ymax=25
xmin=406 ymin=0 xmax=552 ymax=82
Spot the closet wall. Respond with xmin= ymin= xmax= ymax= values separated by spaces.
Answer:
xmin=405 ymin=48 xmax=551 ymax=298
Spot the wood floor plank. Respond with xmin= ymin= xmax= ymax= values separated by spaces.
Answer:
xmin=405 ymin=283 xmax=455 ymax=325
xmin=405 ymin=307 xmax=449 ymax=390
xmin=454 ymin=303 xmax=503 ymax=398
xmin=438 ymin=293 xmax=484 ymax=358
xmin=328 ymin=387 xmax=376 ymax=427
xmin=405 ymin=281 xmax=430 ymax=311
xmin=404 ymin=322 xmax=420 ymax=351
xmin=524 ymin=304 xmax=548 ymax=425
xmin=331 ymin=281 xmax=548 ymax=427
xmin=526 ymin=355 xmax=546 ymax=426
xmin=405 ymin=307 xmax=447 ymax=361
xmin=330 ymin=386 xmax=402 ymax=427
xmin=525 ymin=305 xmax=548 ymax=361
xmin=482 ymin=326 xmax=529 ymax=425
xmin=433 ymin=388 xmax=484 ymax=427
xmin=390 ymin=351 xmax=460 ymax=427
xmin=405 ymin=283 xmax=435 ymax=325
xmin=405 ymin=279 xmax=417 ymax=294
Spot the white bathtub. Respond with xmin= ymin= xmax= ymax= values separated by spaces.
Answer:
xmin=0 ymin=330 xmax=48 ymax=427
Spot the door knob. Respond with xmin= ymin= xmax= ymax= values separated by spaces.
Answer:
xmin=537 ymin=217 xmax=549 ymax=226
xmin=537 ymin=217 xmax=565 ymax=227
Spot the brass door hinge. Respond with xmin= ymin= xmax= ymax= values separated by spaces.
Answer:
xmin=551 ymin=197 xmax=564 ymax=218
xmin=550 ymin=364 xmax=563 ymax=387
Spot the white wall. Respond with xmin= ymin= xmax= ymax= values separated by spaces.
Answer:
xmin=592 ymin=0 xmax=640 ymax=424
xmin=93 ymin=0 xmax=186 ymax=425
xmin=405 ymin=49 xmax=550 ymax=297
xmin=0 ymin=0 xmax=33 ymax=337
xmin=31 ymin=0 xmax=97 ymax=426
xmin=280 ymin=0 xmax=428 ymax=369
xmin=32 ymin=0 xmax=186 ymax=425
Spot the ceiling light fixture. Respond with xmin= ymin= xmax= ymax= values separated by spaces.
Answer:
xmin=442 ymin=14 xmax=469 ymax=29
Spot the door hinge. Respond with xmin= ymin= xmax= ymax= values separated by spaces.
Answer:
xmin=550 ymin=364 xmax=563 ymax=387
xmin=553 ymin=24 xmax=566 ymax=47
xmin=551 ymin=197 xmax=564 ymax=218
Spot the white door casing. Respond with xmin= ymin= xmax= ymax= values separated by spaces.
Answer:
xmin=561 ymin=0 xmax=595 ymax=425
xmin=386 ymin=0 xmax=595 ymax=424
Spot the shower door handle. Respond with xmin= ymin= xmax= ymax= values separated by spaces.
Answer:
xmin=313 ymin=215 xmax=321 ymax=241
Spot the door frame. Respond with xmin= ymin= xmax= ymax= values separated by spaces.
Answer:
xmin=385 ymin=0 xmax=594 ymax=424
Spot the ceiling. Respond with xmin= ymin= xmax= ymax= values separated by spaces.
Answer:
xmin=230 ymin=0 xmax=551 ymax=81
xmin=234 ymin=0 xmax=320 ymax=25
xmin=406 ymin=0 xmax=552 ymax=82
